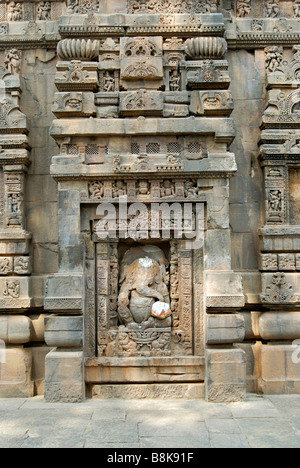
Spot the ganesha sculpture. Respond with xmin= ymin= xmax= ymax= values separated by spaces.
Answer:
xmin=106 ymin=245 xmax=172 ymax=357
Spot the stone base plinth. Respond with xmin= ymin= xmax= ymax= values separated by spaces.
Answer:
xmin=205 ymin=348 xmax=246 ymax=402
xmin=85 ymin=356 xmax=205 ymax=384
xmin=90 ymin=383 xmax=205 ymax=400
xmin=44 ymin=349 xmax=85 ymax=403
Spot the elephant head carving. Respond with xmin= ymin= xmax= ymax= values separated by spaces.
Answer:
xmin=118 ymin=245 xmax=170 ymax=327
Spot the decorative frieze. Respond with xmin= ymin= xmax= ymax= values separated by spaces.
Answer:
xmin=0 ymin=256 xmax=31 ymax=275
xmin=127 ymin=0 xmax=218 ymax=14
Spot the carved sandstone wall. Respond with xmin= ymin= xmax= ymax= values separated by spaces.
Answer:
xmin=0 ymin=0 xmax=300 ymax=401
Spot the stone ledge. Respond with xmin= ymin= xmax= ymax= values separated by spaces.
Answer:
xmin=85 ymin=356 xmax=205 ymax=384
xmin=90 ymin=383 xmax=205 ymax=400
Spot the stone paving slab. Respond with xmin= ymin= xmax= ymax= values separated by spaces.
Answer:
xmin=0 ymin=395 xmax=300 ymax=448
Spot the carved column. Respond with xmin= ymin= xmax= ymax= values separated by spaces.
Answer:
xmin=43 ymin=39 xmax=99 ymax=402
xmin=259 ymin=46 xmax=300 ymax=308
xmin=258 ymin=45 xmax=300 ymax=393
xmin=0 ymin=63 xmax=34 ymax=396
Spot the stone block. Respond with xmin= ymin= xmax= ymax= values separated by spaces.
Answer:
xmin=55 ymin=61 xmax=99 ymax=92
xmin=260 ymin=273 xmax=297 ymax=305
xmin=44 ymin=315 xmax=83 ymax=348
xmin=205 ymin=230 xmax=232 ymax=272
xmin=0 ymin=315 xmax=32 ymax=344
xmin=52 ymin=92 xmax=96 ymax=118
xmin=44 ymin=274 xmax=84 ymax=313
xmin=206 ymin=314 xmax=245 ymax=345
xmin=189 ymin=90 xmax=233 ymax=116
xmin=205 ymin=348 xmax=246 ymax=402
xmin=44 ymin=349 xmax=85 ymax=403
xmin=119 ymin=90 xmax=163 ymax=116
xmin=0 ymin=347 xmax=34 ymax=398
xmin=261 ymin=344 xmax=300 ymax=394
xmin=260 ymin=312 xmax=300 ymax=341
xmin=0 ymin=277 xmax=31 ymax=310
xmin=86 ymin=356 xmax=204 ymax=384
xmin=206 ymin=271 xmax=245 ymax=309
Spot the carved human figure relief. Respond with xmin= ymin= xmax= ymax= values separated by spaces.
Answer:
xmin=265 ymin=46 xmax=283 ymax=73
xmin=37 ymin=2 xmax=51 ymax=20
xmin=265 ymin=0 xmax=280 ymax=17
xmin=237 ymin=0 xmax=251 ymax=17
xmin=4 ymin=49 xmax=21 ymax=75
xmin=294 ymin=0 xmax=300 ymax=17
xmin=7 ymin=2 xmax=22 ymax=21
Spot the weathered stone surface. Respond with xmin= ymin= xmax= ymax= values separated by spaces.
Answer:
xmin=0 ymin=315 xmax=31 ymax=344
xmin=91 ymin=383 xmax=205 ymax=400
xmin=0 ymin=347 xmax=34 ymax=398
xmin=260 ymin=313 xmax=300 ymax=340
xmin=85 ymin=357 xmax=204 ymax=383
xmin=205 ymin=348 xmax=246 ymax=402
xmin=44 ymin=349 xmax=85 ymax=403
xmin=261 ymin=344 xmax=300 ymax=395
xmin=44 ymin=315 xmax=83 ymax=348
xmin=206 ymin=314 xmax=245 ymax=344
xmin=206 ymin=271 xmax=245 ymax=309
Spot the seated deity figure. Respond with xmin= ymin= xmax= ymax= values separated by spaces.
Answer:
xmin=118 ymin=245 xmax=170 ymax=329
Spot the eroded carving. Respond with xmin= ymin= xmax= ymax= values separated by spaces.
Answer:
xmin=261 ymin=273 xmax=296 ymax=303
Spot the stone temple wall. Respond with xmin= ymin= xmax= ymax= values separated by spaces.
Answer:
xmin=0 ymin=0 xmax=300 ymax=402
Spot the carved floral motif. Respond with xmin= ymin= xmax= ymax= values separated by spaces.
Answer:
xmin=261 ymin=273 xmax=296 ymax=303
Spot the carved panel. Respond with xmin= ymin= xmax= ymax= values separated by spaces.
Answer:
xmin=264 ymin=166 xmax=287 ymax=225
xmin=4 ymin=172 xmax=23 ymax=228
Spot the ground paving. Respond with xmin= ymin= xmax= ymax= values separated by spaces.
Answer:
xmin=0 ymin=394 xmax=300 ymax=448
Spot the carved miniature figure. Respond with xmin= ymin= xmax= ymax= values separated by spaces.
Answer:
xmin=237 ymin=0 xmax=251 ymax=17
xmin=138 ymin=181 xmax=150 ymax=196
xmin=5 ymin=49 xmax=21 ymax=75
xmin=3 ymin=280 xmax=20 ymax=299
xmin=103 ymin=71 xmax=115 ymax=92
xmin=268 ymin=189 xmax=282 ymax=212
xmin=265 ymin=0 xmax=280 ymax=18
xmin=7 ymin=2 xmax=22 ymax=21
xmin=294 ymin=0 xmax=300 ymax=17
xmin=160 ymin=180 xmax=175 ymax=198
xmin=37 ymin=2 xmax=51 ymax=20
xmin=0 ymin=258 xmax=11 ymax=275
xmin=185 ymin=180 xmax=199 ymax=199
xmin=169 ymin=69 xmax=181 ymax=91
xmin=112 ymin=181 xmax=126 ymax=198
xmin=265 ymin=46 xmax=283 ymax=73
xmin=89 ymin=181 xmax=104 ymax=199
